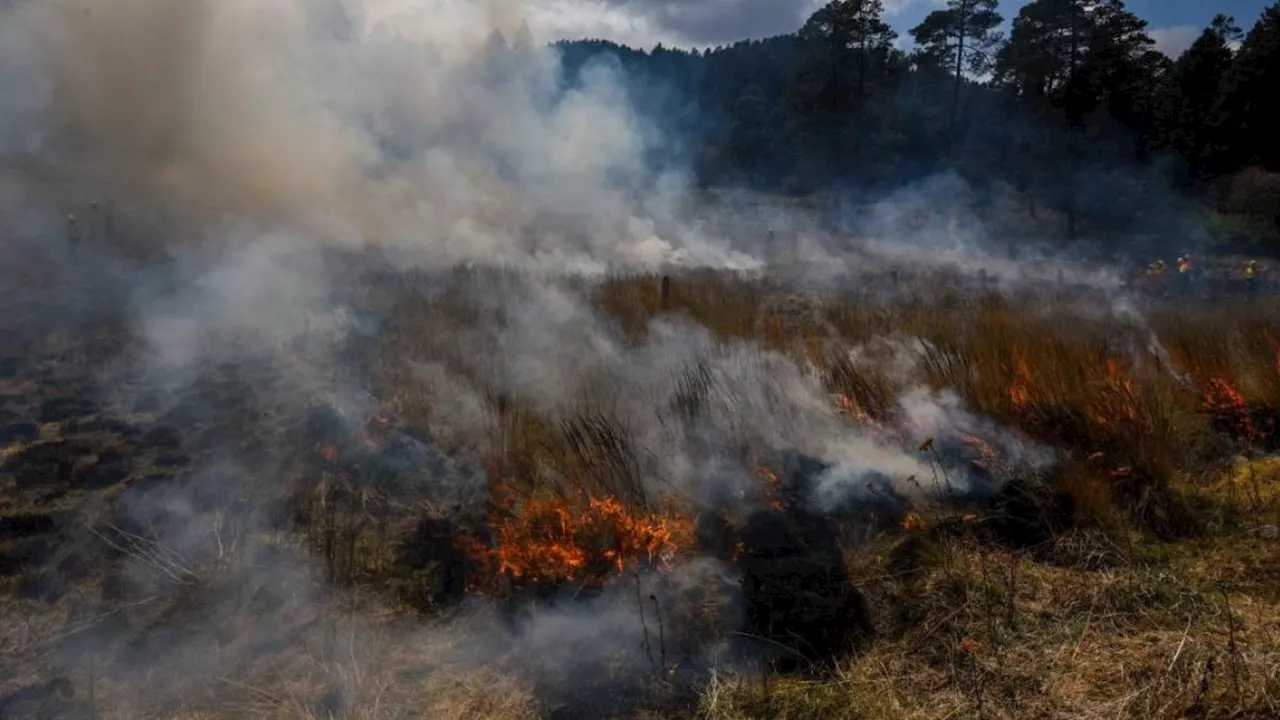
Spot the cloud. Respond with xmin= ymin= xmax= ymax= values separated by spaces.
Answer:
xmin=617 ymin=0 xmax=831 ymax=46
xmin=881 ymin=0 xmax=947 ymax=17
xmin=368 ymin=0 xmax=955 ymax=51
xmin=494 ymin=0 xmax=829 ymax=49
xmin=1149 ymin=24 xmax=1200 ymax=58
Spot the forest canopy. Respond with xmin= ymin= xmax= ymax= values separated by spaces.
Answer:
xmin=540 ymin=1 xmax=1280 ymax=252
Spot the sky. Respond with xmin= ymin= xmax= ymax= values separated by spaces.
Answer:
xmin=412 ymin=0 xmax=1276 ymax=58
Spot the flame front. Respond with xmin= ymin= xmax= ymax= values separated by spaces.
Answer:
xmin=1008 ymin=350 xmax=1033 ymax=411
xmin=1087 ymin=356 xmax=1140 ymax=430
xmin=470 ymin=489 xmax=695 ymax=586
xmin=1203 ymin=375 xmax=1253 ymax=439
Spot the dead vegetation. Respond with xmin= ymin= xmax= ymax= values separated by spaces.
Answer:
xmin=2 ymin=267 xmax=1279 ymax=719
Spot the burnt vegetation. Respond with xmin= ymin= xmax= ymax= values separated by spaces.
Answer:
xmin=3 ymin=266 xmax=1280 ymax=719
xmin=2 ymin=1 xmax=1280 ymax=719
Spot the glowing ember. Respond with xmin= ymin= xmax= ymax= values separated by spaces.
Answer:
xmin=470 ymin=491 xmax=694 ymax=585
xmin=354 ymin=409 xmax=399 ymax=450
xmin=757 ymin=465 xmax=787 ymax=511
xmin=902 ymin=512 xmax=925 ymax=532
xmin=315 ymin=443 xmax=340 ymax=462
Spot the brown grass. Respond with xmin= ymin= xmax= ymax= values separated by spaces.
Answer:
xmin=324 ymin=271 xmax=1280 ymax=718
xmin=6 ymin=267 xmax=1280 ymax=719
xmin=700 ymin=509 xmax=1280 ymax=720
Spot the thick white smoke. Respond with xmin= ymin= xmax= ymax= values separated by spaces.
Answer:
xmin=0 ymin=0 xmax=766 ymax=274
xmin=0 ymin=2 xmax=1079 ymax=717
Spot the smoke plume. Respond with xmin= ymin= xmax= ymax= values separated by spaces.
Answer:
xmin=0 ymin=1 xmax=1093 ymax=716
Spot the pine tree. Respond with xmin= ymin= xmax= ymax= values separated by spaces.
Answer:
xmin=1157 ymin=15 xmax=1241 ymax=181
xmin=1217 ymin=3 xmax=1280 ymax=172
xmin=793 ymin=1 xmax=899 ymax=178
xmin=910 ymin=0 xmax=1003 ymax=150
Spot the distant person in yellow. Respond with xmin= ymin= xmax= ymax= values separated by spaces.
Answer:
xmin=1174 ymin=253 xmax=1193 ymax=293
xmin=1244 ymin=259 xmax=1260 ymax=299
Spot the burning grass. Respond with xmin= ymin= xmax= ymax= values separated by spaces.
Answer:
xmin=361 ymin=269 xmax=1280 ymax=581
xmin=6 ymin=267 xmax=1280 ymax=719
xmin=466 ymin=488 xmax=695 ymax=588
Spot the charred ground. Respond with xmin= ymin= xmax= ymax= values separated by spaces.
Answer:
xmin=2 ymin=262 xmax=1279 ymax=720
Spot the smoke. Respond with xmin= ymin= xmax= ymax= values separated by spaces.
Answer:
xmin=0 ymin=1 xmax=1091 ymax=716
xmin=0 ymin=0 xmax=719 ymax=272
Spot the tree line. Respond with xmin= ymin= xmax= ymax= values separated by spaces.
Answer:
xmin=542 ymin=1 xmax=1280 ymax=252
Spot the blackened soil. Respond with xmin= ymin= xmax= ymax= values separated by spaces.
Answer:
xmin=0 ymin=513 xmax=57 ymax=540
xmin=0 ymin=422 xmax=39 ymax=445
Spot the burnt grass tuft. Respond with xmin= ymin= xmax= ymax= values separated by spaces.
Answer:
xmin=1 ymin=270 xmax=1279 ymax=719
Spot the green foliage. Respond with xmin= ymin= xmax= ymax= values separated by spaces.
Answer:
xmin=910 ymin=0 xmax=1004 ymax=77
xmin=551 ymin=0 xmax=1280 ymax=237
xmin=1156 ymin=15 xmax=1240 ymax=180
xmin=1216 ymin=3 xmax=1280 ymax=173
xmin=1204 ymin=166 xmax=1280 ymax=251
xmin=1203 ymin=211 xmax=1280 ymax=250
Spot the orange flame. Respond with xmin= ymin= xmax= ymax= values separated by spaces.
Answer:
xmin=757 ymin=465 xmax=787 ymax=511
xmin=833 ymin=394 xmax=874 ymax=425
xmin=470 ymin=492 xmax=694 ymax=586
xmin=1203 ymin=376 xmax=1253 ymax=439
xmin=1008 ymin=350 xmax=1032 ymax=411
xmin=1203 ymin=377 xmax=1245 ymax=411
xmin=354 ymin=409 xmax=398 ymax=450
xmin=962 ymin=433 xmax=998 ymax=469
xmin=1087 ymin=356 xmax=1139 ymax=430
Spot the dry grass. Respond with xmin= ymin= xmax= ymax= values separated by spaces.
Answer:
xmin=321 ymin=271 xmax=1280 ymax=718
xmin=699 ymin=523 xmax=1280 ymax=720
xmin=6 ymin=266 xmax=1280 ymax=719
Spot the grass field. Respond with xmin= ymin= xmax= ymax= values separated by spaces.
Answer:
xmin=1 ymin=261 xmax=1278 ymax=719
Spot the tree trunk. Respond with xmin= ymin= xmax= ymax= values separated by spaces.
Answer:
xmin=1065 ymin=0 xmax=1081 ymax=240
xmin=855 ymin=35 xmax=868 ymax=169
xmin=949 ymin=13 xmax=966 ymax=154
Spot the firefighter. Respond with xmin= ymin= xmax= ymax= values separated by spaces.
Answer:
xmin=1244 ymin=259 xmax=1260 ymax=299
xmin=1176 ymin=253 xmax=1193 ymax=293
